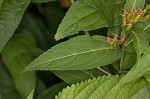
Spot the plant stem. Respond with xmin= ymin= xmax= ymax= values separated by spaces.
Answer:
xmin=70 ymin=0 xmax=75 ymax=4
xmin=97 ymin=67 xmax=112 ymax=75
xmin=121 ymin=33 xmax=129 ymax=50
xmin=118 ymin=33 xmax=129 ymax=75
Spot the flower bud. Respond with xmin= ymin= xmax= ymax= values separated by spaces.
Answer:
xmin=143 ymin=15 xmax=150 ymax=22
xmin=143 ymin=8 xmax=147 ymax=13
xmin=133 ymin=15 xmax=141 ymax=23
xmin=126 ymin=13 xmax=132 ymax=20
xmin=126 ymin=24 xmax=132 ymax=31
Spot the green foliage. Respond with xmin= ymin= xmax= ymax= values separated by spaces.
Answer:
xmin=131 ymin=29 xmax=149 ymax=61
xmin=0 ymin=0 xmax=150 ymax=98
xmin=126 ymin=0 xmax=146 ymax=10
xmin=27 ymin=89 xmax=34 ymax=99
xmin=1 ymin=31 xmax=42 ymax=99
xmin=0 ymin=0 xmax=30 ymax=52
xmin=36 ymin=82 xmax=67 ymax=99
xmin=117 ymin=47 xmax=150 ymax=87
xmin=56 ymin=75 xmax=147 ymax=99
xmin=55 ymin=0 xmax=124 ymax=40
xmin=31 ymin=0 xmax=56 ymax=3
xmin=131 ymin=86 xmax=150 ymax=99
xmin=0 ymin=64 xmax=21 ymax=99
xmin=24 ymin=35 xmax=122 ymax=71
xmin=52 ymin=69 xmax=103 ymax=84
xmin=0 ymin=0 xmax=3 ymax=8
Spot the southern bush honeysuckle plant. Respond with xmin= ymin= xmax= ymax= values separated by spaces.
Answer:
xmin=0 ymin=0 xmax=150 ymax=99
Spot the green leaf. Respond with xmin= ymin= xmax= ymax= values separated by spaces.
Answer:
xmin=133 ymin=19 xmax=150 ymax=38
xmin=0 ymin=0 xmax=30 ymax=52
xmin=131 ymin=29 xmax=149 ymax=61
xmin=145 ymin=74 xmax=150 ymax=83
xmin=131 ymin=86 xmax=150 ymax=99
xmin=0 ymin=0 xmax=3 ymax=8
xmin=124 ymin=36 xmax=136 ymax=53
xmin=1 ymin=31 xmax=42 ymax=99
xmin=56 ymin=75 xmax=147 ymax=99
xmin=55 ymin=0 xmax=124 ymax=40
xmin=52 ymin=69 xmax=103 ymax=84
xmin=113 ymin=52 xmax=136 ymax=70
xmin=31 ymin=0 xmax=56 ymax=3
xmin=0 ymin=64 xmax=21 ymax=99
xmin=146 ymin=0 xmax=150 ymax=4
xmin=44 ymin=3 xmax=65 ymax=31
xmin=27 ymin=89 xmax=34 ymax=99
xmin=126 ymin=0 xmax=146 ymax=10
xmin=24 ymin=35 xmax=122 ymax=71
xmin=116 ymin=47 xmax=150 ymax=88
xmin=20 ymin=13 xmax=48 ymax=50
xmin=36 ymin=82 xmax=67 ymax=99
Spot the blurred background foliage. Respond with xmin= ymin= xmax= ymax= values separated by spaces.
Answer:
xmin=0 ymin=0 xmax=124 ymax=99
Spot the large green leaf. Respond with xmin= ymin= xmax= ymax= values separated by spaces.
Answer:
xmin=56 ymin=75 xmax=147 ymax=99
xmin=31 ymin=0 xmax=56 ymax=3
xmin=0 ymin=0 xmax=30 ymax=52
xmin=54 ymin=0 xmax=124 ymax=40
xmin=52 ymin=69 xmax=103 ymax=85
xmin=36 ymin=82 xmax=67 ymax=99
xmin=116 ymin=47 xmax=150 ymax=87
xmin=126 ymin=0 xmax=146 ymax=10
xmin=131 ymin=29 xmax=149 ymax=61
xmin=0 ymin=64 xmax=21 ymax=99
xmin=131 ymin=86 xmax=150 ymax=99
xmin=24 ymin=35 xmax=122 ymax=71
xmin=1 ymin=31 xmax=42 ymax=99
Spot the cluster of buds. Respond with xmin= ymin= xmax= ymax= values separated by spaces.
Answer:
xmin=107 ymin=34 xmax=126 ymax=49
xmin=122 ymin=5 xmax=150 ymax=31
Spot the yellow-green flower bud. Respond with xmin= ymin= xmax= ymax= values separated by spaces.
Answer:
xmin=133 ymin=15 xmax=141 ymax=23
xmin=113 ymin=42 xmax=118 ymax=48
xmin=131 ymin=13 xmax=136 ymax=19
xmin=143 ymin=15 xmax=150 ymax=22
xmin=127 ymin=13 xmax=132 ymax=20
xmin=126 ymin=24 xmax=132 ymax=31
xmin=122 ymin=21 xmax=126 ymax=28
xmin=139 ymin=15 xmax=144 ymax=20
xmin=143 ymin=8 xmax=147 ymax=13
xmin=110 ymin=41 xmax=114 ymax=47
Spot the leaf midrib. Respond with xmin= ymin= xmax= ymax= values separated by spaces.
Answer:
xmin=56 ymin=6 xmax=98 ymax=39
xmin=28 ymin=47 xmax=115 ymax=68
xmin=132 ymin=31 xmax=141 ymax=57
xmin=132 ymin=0 xmax=137 ymax=10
